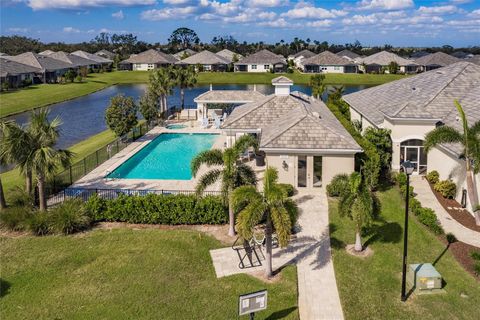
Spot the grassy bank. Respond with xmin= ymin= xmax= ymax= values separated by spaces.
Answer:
xmin=0 ymin=129 xmax=116 ymax=199
xmin=1 ymin=71 xmax=406 ymax=117
xmin=0 ymin=229 xmax=298 ymax=319
xmin=329 ymin=187 xmax=480 ymax=320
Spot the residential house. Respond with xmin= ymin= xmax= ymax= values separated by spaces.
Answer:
xmin=234 ymin=49 xmax=287 ymax=73
xmin=4 ymin=52 xmax=72 ymax=83
xmin=221 ymin=76 xmax=362 ymax=187
xmin=451 ymin=51 xmax=473 ymax=59
xmin=216 ymin=49 xmax=243 ymax=63
xmin=414 ymin=52 xmax=460 ymax=72
xmin=175 ymin=50 xmax=230 ymax=72
xmin=466 ymin=55 xmax=480 ymax=66
xmin=343 ymin=62 xmax=480 ymax=212
xmin=47 ymin=51 xmax=99 ymax=74
xmin=410 ymin=51 xmax=430 ymax=59
xmin=0 ymin=57 xmax=41 ymax=88
xmin=288 ymin=49 xmax=316 ymax=70
xmin=173 ymin=49 xmax=196 ymax=60
xmin=335 ymin=49 xmax=360 ymax=61
xmin=38 ymin=49 xmax=55 ymax=55
xmin=95 ymin=49 xmax=116 ymax=60
xmin=302 ymin=51 xmax=358 ymax=73
xmin=119 ymin=49 xmax=177 ymax=71
xmin=71 ymin=50 xmax=113 ymax=70
xmin=356 ymin=51 xmax=419 ymax=74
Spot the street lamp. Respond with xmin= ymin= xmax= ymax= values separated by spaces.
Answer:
xmin=401 ymin=161 xmax=414 ymax=302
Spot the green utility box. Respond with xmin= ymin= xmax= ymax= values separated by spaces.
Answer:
xmin=407 ymin=263 xmax=443 ymax=293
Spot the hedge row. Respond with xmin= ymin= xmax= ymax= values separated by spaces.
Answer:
xmin=86 ymin=193 xmax=228 ymax=225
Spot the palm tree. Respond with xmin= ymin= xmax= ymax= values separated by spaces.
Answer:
xmin=174 ymin=66 xmax=197 ymax=109
xmin=233 ymin=167 xmax=298 ymax=278
xmin=424 ymin=101 xmax=480 ymax=224
xmin=338 ymin=172 xmax=374 ymax=252
xmin=309 ymin=74 xmax=326 ymax=100
xmin=191 ymin=135 xmax=257 ymax=236
xmin=148 ymin=67 xmax=174 ymax=115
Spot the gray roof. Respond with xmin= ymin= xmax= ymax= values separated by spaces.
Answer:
xmin=173 ymin=49 xmax=196 ymax=60
xmin=216 ymin=49 xmax=243 ymax=63
xmin=176 ymin=50 xmax=230 ymax=65
xmin=71 ymin=50 xmax=113 ymax=64
xmin=414 ymin=52 xmax=460 ymax=67
xmin=39 ymin=50 xmax=55 ymax=55
xmin=466 ymin=55 xmax=480 ymax=66
xmin=122 ymin=49 xmax=177 ymax=64
xmin=0 ymin=57 xmax=41 ymax=77
xmin=48 ymin=51 xmax=98 ymax=67
xmin=290 ymin=49 xmax=316 ymax=59
xmin=336 ymin=49 xmax=360 ymax=60
xmin=343 ymin=61 xmax=480 ymax=156
xmin=356 ymin=51 xmax=417 ymax=66
xmin=303 ymin=51 xmax=355 ymax=66
xmin=194 ymin=90 xmax=265 ymax=103
xmin=223 ymin=91 xmax=361 ymax=152
xmin=95 ymin=49 xmax=115 ymax=59
xmin=410 ymin=51 xmax=430 ymax=59
xmin=5 ymin=52 xmax=72 ymax=71
xmin=235 ymin=49 xmax=286 ymax=65
xmin=271 ymin=76 xmax=293 ymax=84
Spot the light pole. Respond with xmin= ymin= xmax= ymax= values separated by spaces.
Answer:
xmin=401 ymin=161 xmax=414 ymax=302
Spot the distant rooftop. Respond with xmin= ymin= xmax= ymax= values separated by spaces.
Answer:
xmin=235 ymin=49 xmax=286 ymax=65
xmin=176 ymin=50 xmax=230 ymax=65
xmin=356 ymin=51 xmax=417 ymax=66
xmin=414 ymin=52 xmax=460 ymax=67
xmin=122 ymin=49 xmax=177 ymax=64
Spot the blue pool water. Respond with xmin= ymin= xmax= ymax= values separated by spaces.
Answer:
xmin=107 ymin=133 xmax=218 ymax=180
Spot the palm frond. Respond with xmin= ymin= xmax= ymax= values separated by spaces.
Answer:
xmin=190 ymin=149 xmax=223 ymax=177
xmin=232 ymin=185 xmax=262 ymax=212
xmin=271 ymin=205 xmax=292 ymax=248
xmin=195 ymin=168 xmax=222 ymax=196
xmin=469 ymin=120 xmax=480 ymax=137
xmin=235 ymin=164 xmax=257 ymax=187
xmin=235 ymin=200 xmax=267 ymax=241
xmin=233 ymin=134 xmax=258 ymax=155
xmin=424 ymin=126 xmax=463 ymax=152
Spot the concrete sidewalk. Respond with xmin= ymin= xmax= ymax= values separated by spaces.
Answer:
xmin=411 ymin=177 xmax=480 ymax=248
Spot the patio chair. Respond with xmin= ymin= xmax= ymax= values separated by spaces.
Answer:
xmin=201 ymin=117 xmax=209 ymax=129
xmin=214 ymin=116 xmax=222 ymax=129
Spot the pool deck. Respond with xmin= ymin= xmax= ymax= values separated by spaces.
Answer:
xmin=72 ymin=122 xmax=224 ymax=192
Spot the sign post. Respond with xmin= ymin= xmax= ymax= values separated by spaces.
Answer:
xmin=238 ymin=290 xmax=267 ymax=319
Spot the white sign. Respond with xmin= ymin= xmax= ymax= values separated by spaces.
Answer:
xmin=239 ymin=290 xmax=268 ymax=316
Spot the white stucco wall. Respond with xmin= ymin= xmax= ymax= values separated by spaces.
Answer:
xmin=320 ymin=65 xmax=345 ymax=73
xmin=132 ymin=63 xmax=155 ymax=71
xmin=247 ymin=64 xmax=272 ymax=72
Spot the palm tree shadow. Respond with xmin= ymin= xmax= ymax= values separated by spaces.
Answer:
xmin=0 ymin=279 xmax=11 ymax=298
xmin=363 ymin=221 xmax=402 ymax=248
xmin=265 ymin=307 xmax=298 ymax=319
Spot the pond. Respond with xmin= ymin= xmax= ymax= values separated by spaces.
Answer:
xmin=6 ymin=83 xmax=371 ymax=149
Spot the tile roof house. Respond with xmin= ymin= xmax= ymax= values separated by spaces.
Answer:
xmin=414 ymin=52 xmax=461 ymax=71
xmin=302 ymin=51 xmax=358 ymax=73
xmin=343 ymin=61 xmax=480 ymax=212
xmin=356 ymin=51 xmax=419 ymax=74
xmin=176 ymin=50 xmax=230 ymax=71
xmin=95 ymin=49 xmax=116 ymax=60
xmin=234 ymin=49 xmax=287 ymax=73
xmin=47 ymin=51 xmax=98 ymax=68
xmin=335 ymin=49 xmax=360 ymax=61
xmin=120 ymin=49 xmax=177 ymax=71
xmin=0 ymin=57 xmax=41 ymax=88
xmin=288 ymin=49 xmax=316 ymax=70
xmin=39 ymin=50 xmax=55 ymax=55
xmin=173 ymin=49 xmax=196 ymax=60
xmin=5 ymin=52 xmax=72 ymax=83
xmin=466 ymin=55 xmax=480 ymax=66
xmin=221 ymin=76 xmax=361 ymax=187
xmin=71 ymin=50 xmax=113 ymax=65
xmin=216 ymin=49 xmax=243 ymax=63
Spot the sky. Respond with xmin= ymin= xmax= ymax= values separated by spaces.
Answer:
xmin=1 ymin=0 xmax=480 ymax=47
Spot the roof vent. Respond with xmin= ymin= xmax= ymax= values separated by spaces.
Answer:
xmin=312 ymin=112 xmax=320 ymax=118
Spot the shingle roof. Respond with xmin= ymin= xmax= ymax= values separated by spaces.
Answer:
xmin=176 ymin=50 xmax=230 ymax=65
xmin=71 ymin=50 xmax=113 ymax=64
xmin=39 ymin=50 xmax=55 ymax=55
xmin=343 ymin=61 xmax=480 ymax=156
xmin=271 ymin=76 xmax=293 ymax=84
xmin=173 ymin=49 xmax=196 ymax=60
xmin=5 ymin=52 xmax=72 ymax=71
xmin=414 ymin=52 xmax=460 ymax=67
xmin=356 ymin=51 xmax=417 ymax=66
xmin=235 ymin=49 xmax=286 ymax=65
xmin=222 ymin=91 xmax=361 ymax=152
xmin=410 ymin=51 xmax=430 ymax=59
xmin=466 ymin=55 xmax=480 ymax=66
xmin=336 ymin=49 xmax=360 ymax=60
xmin=303 ymin=51 xmax=355 ymax=66
xmin=194 ymin=90 xmax=265 ymax=103
xmin=48 ymin=51 xmax=98 ymax=67
xmin=216 ymin=49 xmax=243 ymax=62
xmin=122 ymin=49 xmax=177 ymax=64
xmin=0 ymin=57 xmax=41 ymax=77
xmin=290 ymin=49 xmax=316 ymax=59
xmin=95 ymin=49 xmax=115 ymax=59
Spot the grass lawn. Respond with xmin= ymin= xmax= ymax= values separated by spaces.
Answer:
xmin=0 ymin=129 xmax=116 ymax=199
xmin=329 ymin=187 xmax=480 ymax=320
xmin=0 ymin=229 xmax=298 ymax=319
xmin=1 ymin=70 xmax=406 ymax=118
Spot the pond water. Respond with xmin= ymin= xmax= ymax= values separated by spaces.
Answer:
xmin=6 ymin=83 xmax=371 ymax=149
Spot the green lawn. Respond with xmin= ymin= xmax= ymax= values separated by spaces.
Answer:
xmin=0 ymin=71 xmax=406 ymax=118
xmin=0 ymin=229 xmax=298 ymax=319
xmin=329 ymin=187 xmax=480 ymax=320
xmin=0 ymin=129 xmax=116 ymax=199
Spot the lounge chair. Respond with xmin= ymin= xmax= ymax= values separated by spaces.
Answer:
xmin=201 ymin=117 xmax=209 ymax=129
xmin=214 ymin=116 xmax=222 ymax=129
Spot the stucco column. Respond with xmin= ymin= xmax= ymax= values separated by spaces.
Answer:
xmin=392 ymin=142 xmax=401 ymax=171
xmin=307 ymin=156 xmax=314 ymax=188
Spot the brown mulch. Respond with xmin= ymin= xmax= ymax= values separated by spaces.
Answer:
xmin=426 ymin=180 xmax=480 ymax=232
xmin=438 ymin=238 xmax=480 ymax=280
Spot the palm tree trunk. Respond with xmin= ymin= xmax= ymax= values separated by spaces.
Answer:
xmin=37 ymin=174 xmax=47 ymax=211
xmin=228 ymin=192 xmax=236 ymax=237
xmin=466 ymin=168 xmax=480 ymax=225
xmin=0 ymin=177 xmax=7 ymax=211
xmin=163 ymin=96 xmax=168 ymax=114
xmin=265 ymin=215 xmax=273 ymax=278
xmin=354 ymin=229 xmax=363 ymax=252
xmin=25 ymin=171 xmax=32 ymax=194
xmin=180 ymin=88 xmax=185 ymax=110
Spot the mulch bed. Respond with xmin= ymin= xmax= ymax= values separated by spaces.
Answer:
xmin=426 ymin=180 xmax=480 ymax=232
xmin=438 ymin=237 xmax=480 ymax=280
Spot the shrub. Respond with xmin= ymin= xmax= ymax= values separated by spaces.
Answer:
xmin=278 ymin=183 xmax=295 ymax=197
xmin=474 ymin=262 xmax=480 ymax=276
xmin=75 ymin=75 xmax=82 ymax=82
xmin=86 ymin=193 xmax=228 ymax=225
xmin=49 ymin=199 xmax=91 ymax=234
xmin=426 ymin=171 xmax=440 ymax=184
xmin=417 ymin=207 xmax=444 ymax=234
xmin=8 ymin=187 xmax=35 ymax=208
xmin=409 ymin=198 xmax=422 ymax=215
xmin=0 ymin=206 xmax=34 ymax=231
xmin=446 ymin=232 xmax=457 ymax=244
xmin=470 ymin=251 xmax=480 ymax=261
xmin=400 ymin=185 xmax=414 ymax=198
xmin=326 ymin=174 xmax=350 ymax=197
xmin=27 ymin=211 xmax=51 ymax=236
xmin=434 ymin=180 xmax=456 ymax=199
xmin=395 ymin=172 xmax=407 ymax=187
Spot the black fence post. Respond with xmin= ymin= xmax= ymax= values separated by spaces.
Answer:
xmin=96 ymin=150 xmax=99 ymax=166
xmin=69 ymin=166 xmax=73 ymax=185
xmin=83 ymin=158 xmax=87 ymax=176
xmin=116 ymin=140 xmax=119 ymax=153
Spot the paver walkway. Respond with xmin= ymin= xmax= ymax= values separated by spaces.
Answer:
xmin=210 ymin=190 xmax=344 ymax=320
xmin=411 ymin=177 xmax=480 ymax=248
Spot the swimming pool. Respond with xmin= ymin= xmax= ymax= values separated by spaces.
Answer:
xmin=166 ymin=124 xmax=187 ymax=130
xmin=107 ymin=133 xmax=218 ymax=180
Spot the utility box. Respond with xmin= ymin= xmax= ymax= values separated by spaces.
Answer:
xmin=408 ymin=263 xmax=443 ymax=293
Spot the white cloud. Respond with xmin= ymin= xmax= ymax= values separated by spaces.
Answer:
xmin=257 ymin=18 xmax=295 ymax=28
xmin=7 ymin=27 xmax=29 ymax=33
xmin=163 ymin=0 xmax=190 ymax=4
xmin=467 ymin=9 xmax=480 ymax=18
xmin=306 ymin=20 xmax=333 ymax=27
xmin=112 ymin=10 xmax=124 ymax=19
xmin=27 ymin=0 xmax=155 ymax=10
xmin=141 ymin=6 xmax=197 ymax=20
xmin=246 ymin=0 xmax=288 ymax=7
xmin=447 ymin=19 xmax=480 ymax=25
xmin=417 ymin=5 xmax=459 ymax=15
xmin=356 ymin=0 xmax=413 ymax=11
xmin=281 ymin=3 xmax=348 ymax=19
xmin=63 ymin=26 xmax=80 ymax=33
